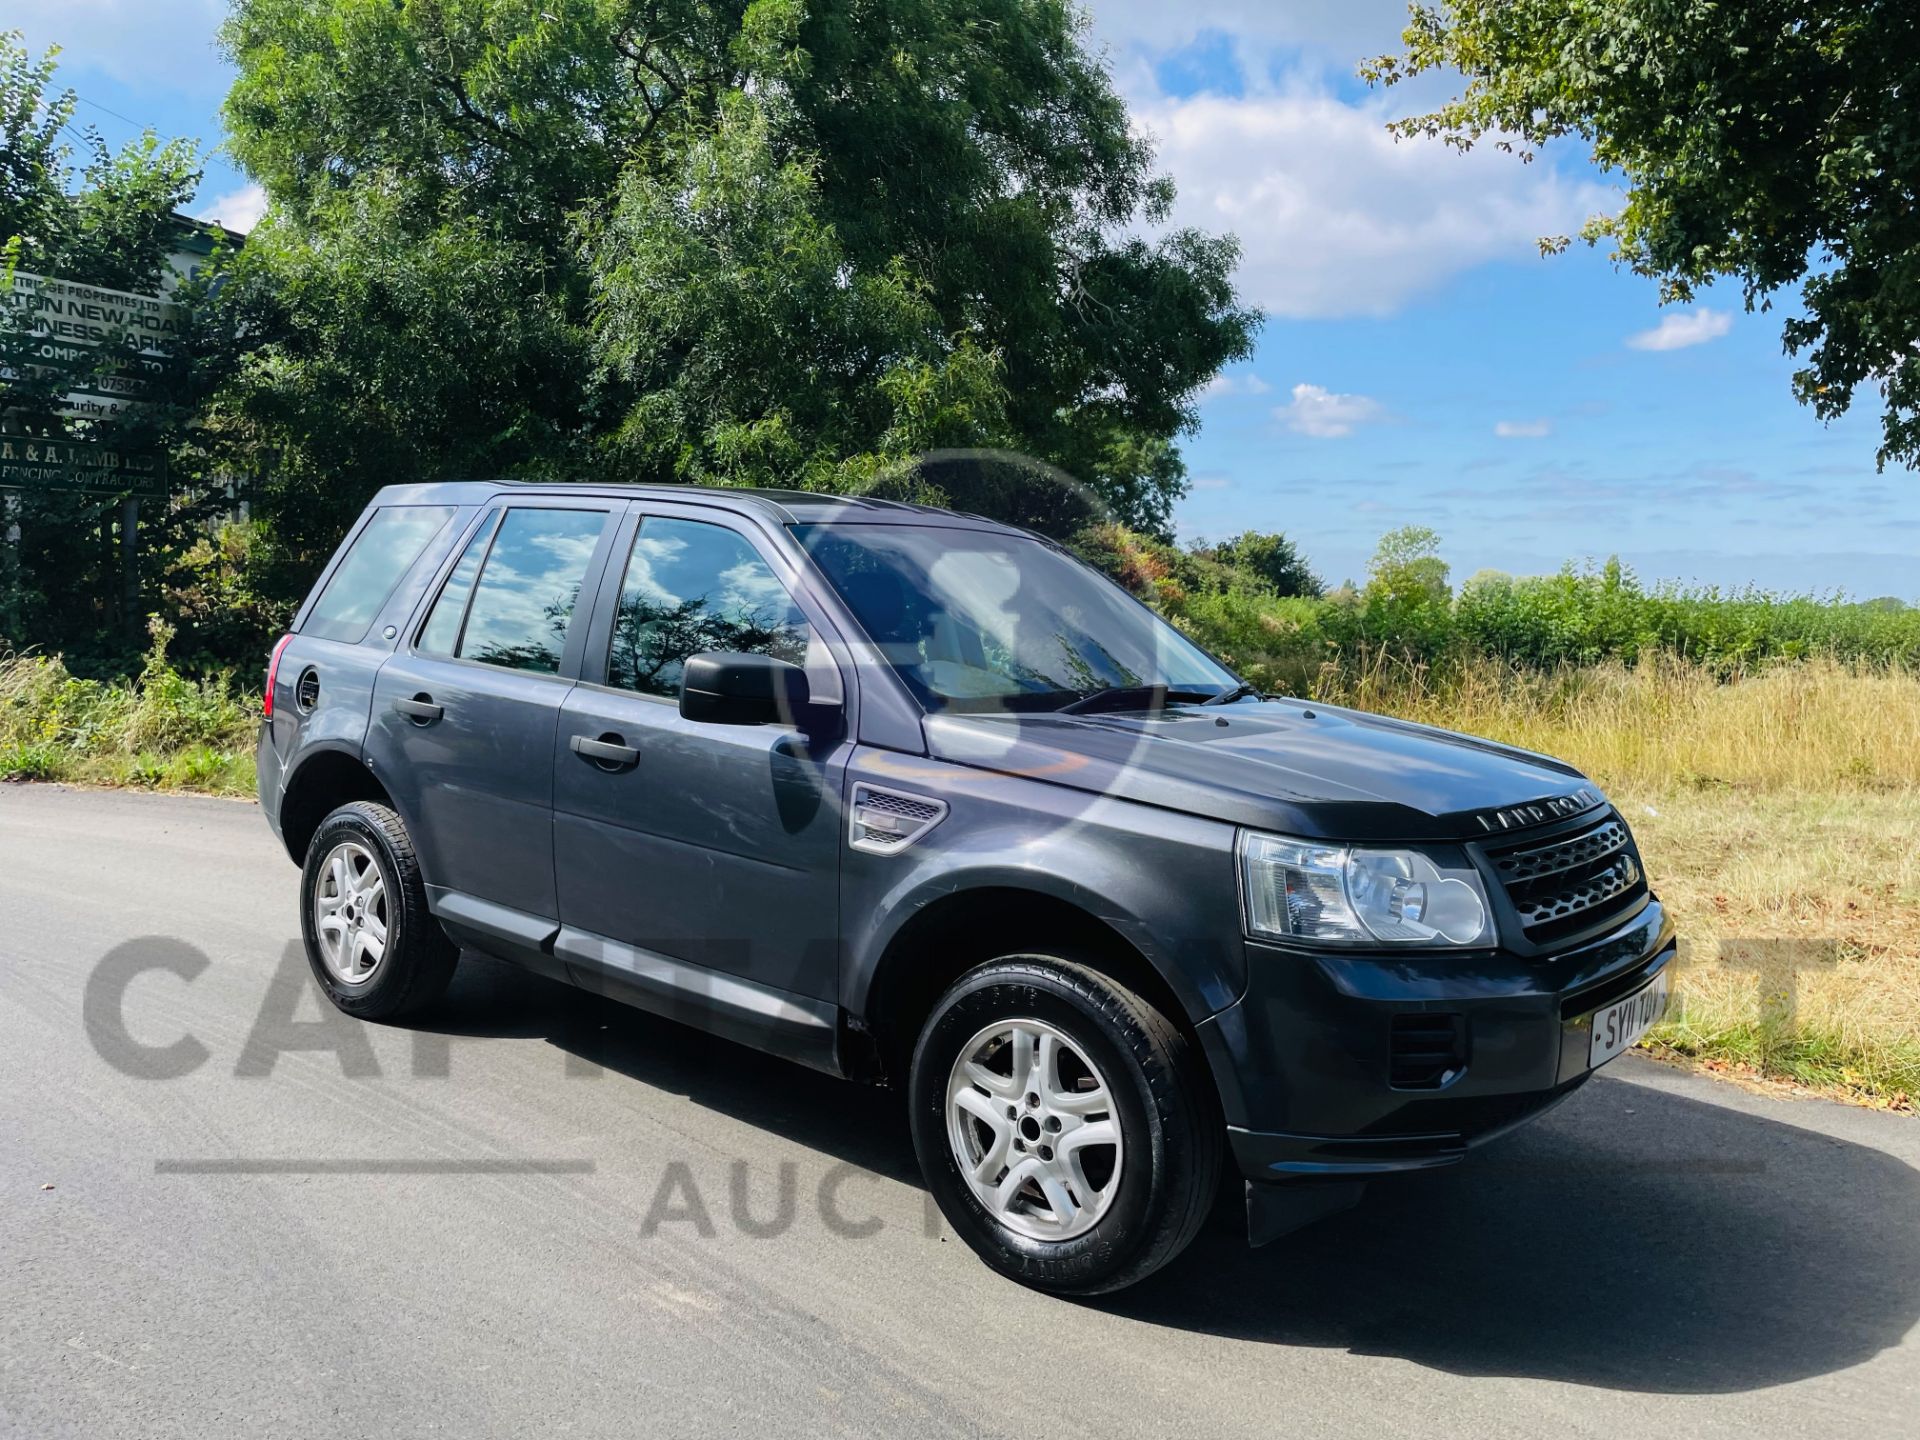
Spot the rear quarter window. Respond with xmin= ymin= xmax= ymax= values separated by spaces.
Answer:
xmin=303 ymin=506 xmax=458 ymax=643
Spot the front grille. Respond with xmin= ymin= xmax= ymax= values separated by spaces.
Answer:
xmin=1389 ymin=1013 xmax=1467 ymax=1090
xmin=1493 ymin=817 xmax=1628 ymax=882
xmin=1485 ymin=811 xmax=1647 ymax=945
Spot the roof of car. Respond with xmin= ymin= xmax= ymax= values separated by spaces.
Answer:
xmin=363 ymin=479 xmax=1024 ymax=531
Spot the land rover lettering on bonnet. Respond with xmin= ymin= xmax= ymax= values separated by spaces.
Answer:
xmin=256 ymin=481 xmax=1676 ymax=1294
xmin=1472 ymin=788 xmax=1604 ymax=833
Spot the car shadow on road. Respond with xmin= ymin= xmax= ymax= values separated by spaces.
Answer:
xmin=422 ymin=953 xmax=922 ymax=1183
xmin=1115 ymin=1075 xmax=1920 ymax=1394
xmin=421 ymin=953 xmax=1920 ymax=1395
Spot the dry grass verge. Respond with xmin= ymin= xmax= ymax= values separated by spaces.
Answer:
xmin=1345 ymin=657 xmax=1920 ymax=1108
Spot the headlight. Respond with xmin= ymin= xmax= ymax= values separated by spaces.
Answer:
xmin=1239 ymin=832 xmax=1494 ymax=948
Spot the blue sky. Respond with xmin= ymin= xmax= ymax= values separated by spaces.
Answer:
xmin=13 ymin=0 xmax=1917 ymax=599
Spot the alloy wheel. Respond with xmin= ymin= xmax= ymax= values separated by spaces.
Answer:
xmin=944 ymin=1018 xmax=1123 ymax=1242
xmin=313 ymin=840 xmax=389 ymax=985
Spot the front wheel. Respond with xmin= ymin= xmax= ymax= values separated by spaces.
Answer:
xmin=909 ymin=956 xmax=1220 ymax=1295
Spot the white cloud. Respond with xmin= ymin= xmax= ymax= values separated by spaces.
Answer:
xmin=1494 ymin=419 xmax=1552 ymax=439
xmin=199 ymin=182 xmax=267 ymax=234
xmin=1134 ymin=89 xmax=1617 ymax=319
xmin=1626 ymin=308 xmax=1734 ymax=351
xmin=1201 ymin=371 xmax=1273 ymax=400
xmin=9 ymin=1 xmax=230 ymax=98
xmin=1279 ymin=383 xmax=1384 ymax=438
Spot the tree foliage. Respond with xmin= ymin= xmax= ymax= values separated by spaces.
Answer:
xmin=221 ymin=0 xmax=1259 ymax=545
xmin=1200 ymin=531 xmax=1323 ymax=598
xmin=0 ymin=34 xmax=251 ymax=671
xmin=1366 ymin=1 xmax=1920 ymax=471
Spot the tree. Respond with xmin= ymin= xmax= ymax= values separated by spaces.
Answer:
xmin=220 ymin=0 xmax=1259 ymax=548
xmin=1367 ymin=525 xmax=1450 ymax=609
xmin=1366 ymin=1 xmax=1920 ymax=471
xmin=0 ymin=34 xmax=249 ymax=669
xmin=1204 ymin=531 xmax=1324 ymax=598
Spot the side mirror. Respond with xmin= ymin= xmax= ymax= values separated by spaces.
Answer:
xmin=679 ymin=652 xmax=813 ymax=727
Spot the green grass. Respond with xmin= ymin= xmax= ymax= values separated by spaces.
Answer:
xmin=0 ymin=620 xmax=257 ymax=795
xmin=1646 ymin=1021 xmax=1920 ymax=1110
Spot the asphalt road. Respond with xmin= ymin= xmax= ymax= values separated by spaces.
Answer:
xmin=3 ymin=785 xmax=1917 ymax=1438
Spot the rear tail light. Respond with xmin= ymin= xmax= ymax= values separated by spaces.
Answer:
xmin=263 ymin=634 xmax=294 ymax=719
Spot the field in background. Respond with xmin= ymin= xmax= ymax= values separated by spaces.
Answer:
xmin=4 ymin=621 xmax=1916 ymax=1108
xmin=1332 ymin=657 xmax=1920 ymax=1108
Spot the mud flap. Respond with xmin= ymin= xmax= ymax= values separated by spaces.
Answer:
xmin=1246 ymin=1178 xmax=1366 ymax=1248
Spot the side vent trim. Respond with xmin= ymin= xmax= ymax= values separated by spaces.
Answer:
xmin=848 ymin=783 xmax=948 ymax=857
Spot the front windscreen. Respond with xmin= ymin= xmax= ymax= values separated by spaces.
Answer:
xmin=795 ymin=522 xmax=1239 ymax=713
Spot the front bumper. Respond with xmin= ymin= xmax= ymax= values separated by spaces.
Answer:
xmin=1198 ymin=895 xmax=1676 ymax=1183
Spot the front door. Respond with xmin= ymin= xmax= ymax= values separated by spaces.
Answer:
xmin=552 ymin=506 xmax=850 ymax=1019
xmin=368 ymin=502 xmax=618 ymax=938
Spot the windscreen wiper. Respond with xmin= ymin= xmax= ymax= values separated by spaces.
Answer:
xmin=1201 ymin=682 xmax=1262 ymax=706
xmin=1057 ymin=684 xmax=1219 ymax=715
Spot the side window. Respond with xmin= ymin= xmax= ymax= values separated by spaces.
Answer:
xmin=421 ymin=507 xmax=606 ymax=674
xmin=417 ymin=509 xmax=499 ymax=656
xmin=608 ymin=517 xmax=813 ymax=697
xmin=304 ymin=505 xmax=456 ymax=643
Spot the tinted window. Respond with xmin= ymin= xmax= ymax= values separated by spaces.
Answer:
xmin=304 ymin=506 xmax=456 ymax=643
xmin=451 ymin=508 xmax=607 ymax=674
xmin=417 ymin=509 xmax=500 ymax=656
xmin=796 ymin=522 xmax=1236 ymax=713
xmin=609 ymin=518 xmax=811 ymax=697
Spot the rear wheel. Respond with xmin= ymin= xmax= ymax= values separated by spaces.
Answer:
xmin=909 ymin=956 xmax=1220 ymax=1295
xmin=300 ymin=801 xmax=457 ymax=1020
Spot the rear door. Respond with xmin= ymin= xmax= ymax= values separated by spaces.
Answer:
xmin=261 ymin=500 xmax=464 ymax=810
xmin=551 ymin=503 xmax=851 ymax=1028
xmin=367 ymin=500 xmax=619 ymax=950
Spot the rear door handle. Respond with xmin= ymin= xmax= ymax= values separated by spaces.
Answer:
xmin=394 ymin=695 xmax=443 ymax=723
xmin=571 ymin=733 xmax=639 ymax=770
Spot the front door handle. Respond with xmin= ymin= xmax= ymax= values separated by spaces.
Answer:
xmin=571 ymin=733 xmax=639 ymax=770
xmin=394 ymin=694 xmax=443 ymax=724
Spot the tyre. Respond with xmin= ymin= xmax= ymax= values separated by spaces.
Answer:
xmin=299 ymin=801 xmax=458 ymax=1021
xmin=909 ymin=956 xmax=1221 ymax=1295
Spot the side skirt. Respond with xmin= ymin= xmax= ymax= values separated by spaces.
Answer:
xmin=423 ymin=888 xmax=843 ymax=1076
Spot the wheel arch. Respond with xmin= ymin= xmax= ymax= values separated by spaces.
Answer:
xmin=277 ymin=747 xmax=395 ymax=864
xmin=855 ymin=884 xmax=1211 ymax=1090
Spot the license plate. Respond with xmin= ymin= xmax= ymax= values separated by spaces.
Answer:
xmin=1587 ymin=968 xmax=1671 ymax=1069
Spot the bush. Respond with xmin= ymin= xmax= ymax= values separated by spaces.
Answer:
xmin=1073 ymin=523 xmax=1920 ymax=689
xmin=0 ymin=620 xmax=257 ymax=794
xmin=161 ymin=520 xmax=292 ymax=677
xmin=0 ymin=741 xmax=66 ymax=782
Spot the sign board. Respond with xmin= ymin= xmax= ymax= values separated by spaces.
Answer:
xmin=2 ymin=272 xmax=181 ymax=421
xmin=4 ymin=272 xmax=185 ymax=353
xmin=0 ymin=436 xmax=167 ymax=499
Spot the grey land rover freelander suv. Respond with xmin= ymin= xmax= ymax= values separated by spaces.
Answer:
xmin=257 ymin=481 xmax=1676 ymax=1294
